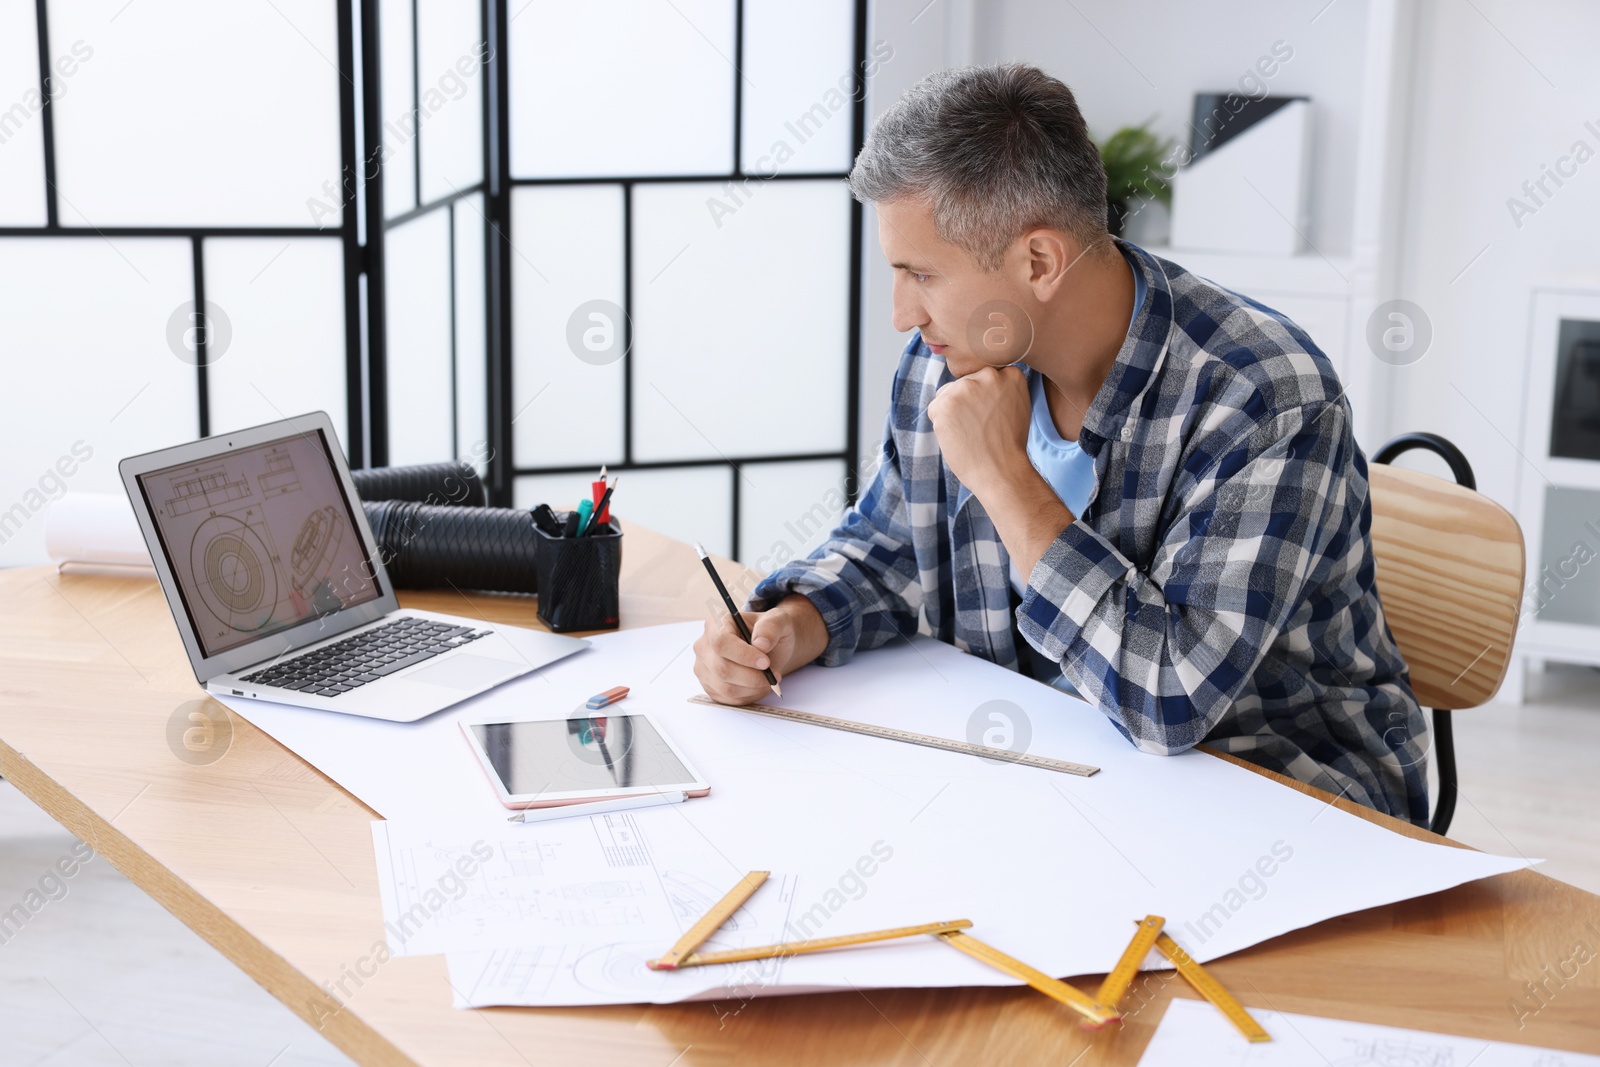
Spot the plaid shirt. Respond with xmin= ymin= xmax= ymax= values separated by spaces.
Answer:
xmin=751 ymin=240 xmax=1430 ymax=826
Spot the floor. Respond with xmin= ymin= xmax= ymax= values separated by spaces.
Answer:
xmin=0 ymin=668 xmax=1596 ymax=1065
xmin=1441 ymin=662 xmax=1600 ymax=893
xmin=0 ymin=784 xmax=355 ymax=1067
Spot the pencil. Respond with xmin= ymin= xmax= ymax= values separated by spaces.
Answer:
xmin=694 ymin=542 xmax=781 ymax=698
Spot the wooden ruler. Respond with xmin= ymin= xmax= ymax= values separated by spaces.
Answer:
xmin=1151 ymin=929 xmax=1270 ymax=1043
xmin=1092 ymin=913 xmax=1165 ymax=1013
xmin=649 ymin=869 xmax=1131 ymax=1032
xmin=688 ymin=695 xmax=1100 ymax=777
xmin=648 ymin=870 xmax=768 ymax=970
xmin=937 ymin=930 xmax=1121 ymax=1026
xmin=675 ymin=920 xmax=972 ymax=968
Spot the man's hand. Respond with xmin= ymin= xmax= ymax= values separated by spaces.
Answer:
xmin=692 ymin=594 xmax=829 ymax=705
xmin=927 ymin=365 xmax=1031 ymax=495
xmin=928 ymin=364 xmax=1074 ymax=581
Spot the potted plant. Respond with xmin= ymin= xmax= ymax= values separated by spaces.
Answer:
xmin=1097 ymin=122 xmax=1176 ymax=237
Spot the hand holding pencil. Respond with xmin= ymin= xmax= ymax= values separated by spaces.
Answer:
xmin=693 ymin=542 xmax=782 ymax=699
xmin=690 ymin=545 xmax=832 ymax=705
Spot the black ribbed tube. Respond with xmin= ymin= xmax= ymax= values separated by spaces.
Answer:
xmin=363 ymin=500 xmax=537 ymax=593
xmin=349 ymin=462 xmax=487 ymax=507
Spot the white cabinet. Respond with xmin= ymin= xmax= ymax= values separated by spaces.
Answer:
xmin=1504 ymin=288 xmax=1600 ymax=702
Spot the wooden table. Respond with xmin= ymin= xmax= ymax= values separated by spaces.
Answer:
xmin=2 ymin=520 xmax=1597 ymax=1065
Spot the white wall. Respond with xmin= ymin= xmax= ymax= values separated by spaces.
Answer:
xmin=856 ymin=0 xmax=979 ymax=466
xmin=855 ymin=0 xmax=1379 ymax=458
xmin=973 ymin=0 xmax=1370 ymax=257
xmin=1392 ymin=0 xmax=1600 ymax=513
xmin=966 ymin=0 xmax=1393 ymax=454
xmin=860 ymin=0 xmax=1600 ymax=527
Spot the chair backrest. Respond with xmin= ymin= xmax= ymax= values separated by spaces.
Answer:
xmin=1366 ymin=464 xmax=1526 ymax=710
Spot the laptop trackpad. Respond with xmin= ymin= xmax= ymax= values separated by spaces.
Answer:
xmin=409 ymin=654 xmax=522 ymax=691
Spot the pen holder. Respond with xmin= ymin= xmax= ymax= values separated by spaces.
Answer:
xmin=533 ymin=515 xmax=622 ymax=633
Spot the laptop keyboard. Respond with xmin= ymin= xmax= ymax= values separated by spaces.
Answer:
xmin=240 ymin=616 xmax=490 ymax=697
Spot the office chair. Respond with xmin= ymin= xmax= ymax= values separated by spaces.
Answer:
xmin=1367 ymin=433 xmax=1526 ymax=836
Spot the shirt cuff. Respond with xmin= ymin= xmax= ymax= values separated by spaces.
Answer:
xmin=1015 ymin=519 xmax=1136 ymax=662
xmin=748 ymin=572 xmax=860 ymax=668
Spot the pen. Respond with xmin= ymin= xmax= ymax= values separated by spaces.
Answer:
xmin=694 ymin=541 xmax=781 ymax=698
xmin=574 ymin=497 xmax=595 ymax=536
xmin=507 ymin=790 xmax=688 ymax=824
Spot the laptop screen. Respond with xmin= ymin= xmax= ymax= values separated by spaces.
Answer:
xmin=135 ymin=428 xmax=382 ymax=658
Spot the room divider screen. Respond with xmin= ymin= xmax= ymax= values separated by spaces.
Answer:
xmin=373 ymin=0 xmax=868 ymax=562
xmin=0 ymin=1 xmax=358 ymax=569
xmin=1 ymin=0 xmax=865 ymax=568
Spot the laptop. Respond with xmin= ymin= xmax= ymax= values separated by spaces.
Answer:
xmin=120 ymin=411 xmax=588 ymax=722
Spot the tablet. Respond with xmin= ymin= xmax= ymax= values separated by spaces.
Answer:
xmin=460 ymin=711 xmax=711 ymax=809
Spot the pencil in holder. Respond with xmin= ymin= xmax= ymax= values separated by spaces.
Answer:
xmin=533 ymin=515 xmax=622 ymax=632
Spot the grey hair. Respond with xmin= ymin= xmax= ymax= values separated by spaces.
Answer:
xmin=849 ymin=63 xmax=1109 ymax=270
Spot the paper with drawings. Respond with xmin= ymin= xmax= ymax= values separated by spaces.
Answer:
xmin=445 ymin=933 xmax=994 ymax=1010
xmin=372 ymin=812 xmax=795 ymax=957
xmin=220 ymin=621 xmax=1537 ymax=1006
xmin=1138 ymin=997 xmax=1600 ymax=1066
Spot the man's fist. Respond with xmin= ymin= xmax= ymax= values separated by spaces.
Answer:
xmin=692 ymin=594 xmax=828 ymax=705
xmin=926 ymin=365 xmax=1030 ymax=492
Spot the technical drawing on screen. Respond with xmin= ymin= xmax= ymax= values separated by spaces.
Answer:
xmin=137 ymin=432 xmax=378 ymax=658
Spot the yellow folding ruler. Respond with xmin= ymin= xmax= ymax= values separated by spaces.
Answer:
xmin=937 ymin=929 xmax=1119 ymax=1025
xmin=1151 ymin=925 xmax=1270 ymax=1042
xmin=688 ymin=695 xmax=1100 ymax=776
xmin=648 ymin=870 xmax=771 ymax=970
xmin=667 ymin=920 xmax=974 ymax=968
xmin=646 ymin=870 xmax=1120 ymax=1026
xmin=1091 ymin=913 xmax=1166 ymax=1013
xmin=1088 ymin=914 xmax=1270 ymax=1043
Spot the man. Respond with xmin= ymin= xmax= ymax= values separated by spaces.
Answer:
xmin=692 ymin=64 xmax=1429 ymax=825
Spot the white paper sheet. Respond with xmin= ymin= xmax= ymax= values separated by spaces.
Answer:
xmin=372 ymin=813 xmax=796 ymax=957
xmin=445 ymin=932 xmax=1004 ymax=1010
xmin=219 ymin=621 xmax=1537 ymax=1008
xmin=1139 ymin=997 xmax=1600 ymax=1066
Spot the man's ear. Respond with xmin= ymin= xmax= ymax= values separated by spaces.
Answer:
xmin=1021 ymin=227 xmax=1080 ymax=301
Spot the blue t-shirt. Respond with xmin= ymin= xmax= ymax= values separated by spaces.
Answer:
xmin=1008 ymin=250 xmax=1147 ymax=595
xmin=1010 ymin=250 xmax=1146 ymax=694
